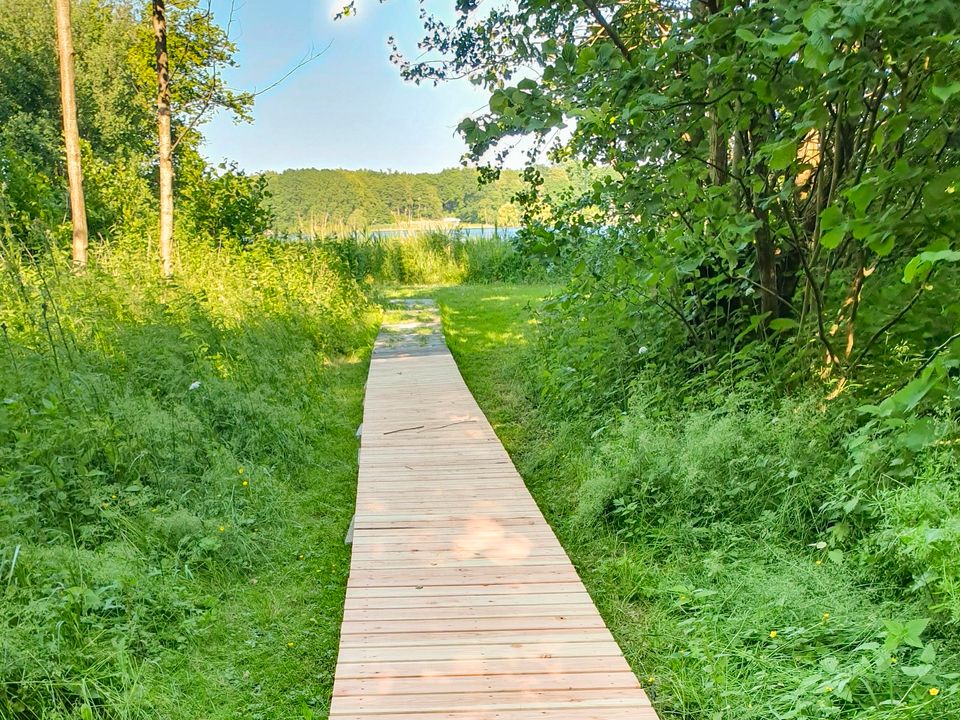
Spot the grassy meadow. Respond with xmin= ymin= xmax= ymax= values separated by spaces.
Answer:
xmin=0 ymin=242 xmax=377 ymax=719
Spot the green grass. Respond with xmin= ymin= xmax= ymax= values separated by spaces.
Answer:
xmin=142 ymin=355 xmax=365 ymax=719
xmin=0 ymin=242 xmax=379 ymax=719
xmin=327 ymin=231 xmax=553 ymax=286
xmin=434 ymin=284 xmax=960 ymax=720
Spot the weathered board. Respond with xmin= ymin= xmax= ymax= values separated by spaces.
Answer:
xmin=329 ymin=299 xmax=658 ymax=720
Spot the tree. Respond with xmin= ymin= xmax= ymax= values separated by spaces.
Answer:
xmin=53 ymin=0 xmax=88 ymax=267
xmin=394 ymin=0 xmax=960 ymax=379
xmin=152 ymin=0 xmax=173 ymax=276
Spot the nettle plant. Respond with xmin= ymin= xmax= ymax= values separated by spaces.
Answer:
xmin=390 ymin=0 xmax=960 ymax=384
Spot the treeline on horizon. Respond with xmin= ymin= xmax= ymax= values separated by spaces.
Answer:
xmin=263 ymin=165 xmax=598 ymax=233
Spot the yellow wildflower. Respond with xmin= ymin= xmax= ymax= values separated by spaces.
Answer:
xmin=287 ymin=642 xmax=295 ymax=648
xmin=298 ymin=554 xmax=305 ymax=560
xmin=815 ymin=559 xmax=823 ymax=566
xmin=822 ymin=612 xmax=830 ymax=621
xmin=929 ymin=688 xmax=940 ymax=697
xmin=218 ymin=526 xmax=225 ymax=532
xmin=242 ymin=480 xmax=249 ymax=487
xmin=769 ymin=630 xmax=778 ymax=639
xmin=825 ymin=686 xmax=833 ymax=693
xmin=890 ymin=657 xmax=897 ymax=664
xmin=238 ymin=467 xmax=245 ymax=474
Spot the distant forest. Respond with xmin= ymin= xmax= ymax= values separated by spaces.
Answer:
xmin=264 ymin=166 xmax=596 ymax=233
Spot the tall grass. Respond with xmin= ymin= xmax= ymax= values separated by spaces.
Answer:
xmin=0 ymin=237 xmax=379 ymax=719
xmin=324 ymin=230 xmax=551 ymax=285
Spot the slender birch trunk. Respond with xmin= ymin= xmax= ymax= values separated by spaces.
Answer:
xmin=152 ymin=0 xmax=173 ymax=276
xmin=54 ymin=0 xmax=88 ymax=267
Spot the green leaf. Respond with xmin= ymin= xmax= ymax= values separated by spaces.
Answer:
xmin=903 ymin=249 xmax=960 ymax=282
xmin=932 ymin=82 xmax=960 ymax=103
xmin=763 ymin=31 xmax=803 ymax=57
xmin=876 ymin=114 xmax=909 ymax=150
xmin=904 ymin=618 xmax=930 ymax=647
xmin=769 ymin=317 xmax=799 ymax=332
xmin=847 ymin=182 xmax=877 ymax=214
xmin=920 ymin=249 xmax=960 ymax=264
xmin=819 ymin=205 xmax=843 ymax=231
xmin=803 ymin=5 xmax=833 ymax=32
xmin=576 ymin=46 xmax=596 ymax=72
xmin=820 ymin=227 xmax=845 ymax=249
xmin=736 ymin=27 xmax=760 ymax=43
xmin=803 ymin=43 xmax=830 ymax=73
xmin=766 ymin=139 xmax=797 ymax=171
xmin=882 ymin=371 xmax=939 ymax=416
xmin=867 ymin=232 xmax=894 ymax=256
xmin=923 ymin=168 xmax=960 ymax=206
xmin=898 ymin=418 xmax=937 ymax=452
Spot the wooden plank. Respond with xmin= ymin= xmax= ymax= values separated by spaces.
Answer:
xmin=345 ymin=565 xmax=582 ymax=587
xmin=340 ymin=614 xmax=609 ymax=635
xmin=329 ymin=709 xmax=658 ymax=720
xmin=333 ymin=670 xmax=643 ymax=696
xmin=334 ymin=654 xmax=632 ymax=679
xmin=349 ymin=544 xmax=568 ymax=557
xmin=344 ymin=582 xmax=589 ymax=599
xmin=338 ymin=628 xmax=616 ymax=649
xmin=335 ymin=641 xmax=627 ymax=664
xmin=342 ymin=602 xmax=598 ymax=622
xmin=328 ymin=301 xmax=655 ymax=720
xmin=331 ymin=689 xmax=649 ymax=714
xmin=344 ymin=592 xmax=595 ymax=611
xmin=353 ymin=518 xmax=545 ymax=530
xmin=348 ymin=557 xmax=571 ymax=570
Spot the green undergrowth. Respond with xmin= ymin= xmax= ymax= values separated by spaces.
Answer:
xmin=435 ymin=285 xmax=960 ymax=720
xmin=326 ymin=230 xmax=554 ymax=286
xmin=0 ymin=242 xmax=379 ymax=719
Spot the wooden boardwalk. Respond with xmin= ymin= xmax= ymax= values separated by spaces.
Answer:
xmin=329 ymin=299 xmax=657 ymax=720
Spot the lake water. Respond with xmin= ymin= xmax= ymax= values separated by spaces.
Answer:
xmin=368 ymin=226 xmax=520 ymax=240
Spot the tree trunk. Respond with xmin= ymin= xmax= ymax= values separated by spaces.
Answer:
xmin=755 ymin=215 xmax=780 ymax=320
xmin=153 ymin=0 xmax=173 ymax=276
xmin=54 ymin=0 xmax=88 ymax=267
xmin=707 ymin=105 xmax=728 ymax=186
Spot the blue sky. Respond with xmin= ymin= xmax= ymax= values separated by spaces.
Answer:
xmin=201 ymin=1 xmax=491 ymax=173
